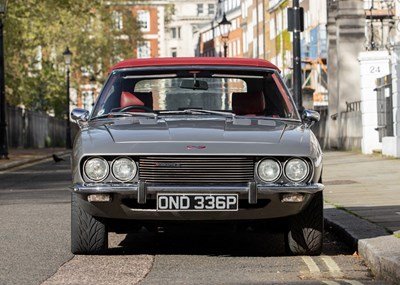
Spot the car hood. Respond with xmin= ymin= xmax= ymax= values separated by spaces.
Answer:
xmin=77 ymin=117 xmax=311 ymax=156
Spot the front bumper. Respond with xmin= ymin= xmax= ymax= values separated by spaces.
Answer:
xmin=71 ymin=182 xmax=324 ymax=221
xmin=72 ymin=181 xmax=324 ymax=204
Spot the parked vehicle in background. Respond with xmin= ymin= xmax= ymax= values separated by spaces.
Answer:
xmin=70 ymin=57 xmax=324 ymax=255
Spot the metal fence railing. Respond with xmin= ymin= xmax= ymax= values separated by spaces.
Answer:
xmin=313 ymin=104 xmax=363 ymax=151
xmin=6 ymin=105 xmax=68 ymax=148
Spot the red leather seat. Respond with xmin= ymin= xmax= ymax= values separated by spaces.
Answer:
xmin=120 ymin=91 xmax=144 ymax=107
xmin=120 ymin=91 xmax=153 ymax=112
xmin=232 ymin=91 xmax=265 ymax=116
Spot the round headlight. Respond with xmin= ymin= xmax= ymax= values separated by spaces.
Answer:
xmin=112 ymin=157 xmax=137 ymax=182
xmin=84 ymin=157 xmax=109 ymax=182
xmin=285 ymin=158 xmax=309 ymax=182
xmin=257 ymin=159 xmax=281 ymax=182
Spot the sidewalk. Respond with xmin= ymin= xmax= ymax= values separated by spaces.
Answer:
xmin=0 ymin=148 xmax=70 ymax=171
xmin=0 ymin=149 xmax=399 ymax=283
xmin=323 ymin=151 xmax=400 ymax=285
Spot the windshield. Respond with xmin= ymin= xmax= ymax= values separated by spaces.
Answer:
xmin=91 ymin=68 xmax=299 ymax=120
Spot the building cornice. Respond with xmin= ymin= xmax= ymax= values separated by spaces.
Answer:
xmin=268 ymin=0 xmax=287 ymax=12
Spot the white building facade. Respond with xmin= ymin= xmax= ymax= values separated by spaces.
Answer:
xmin=163 ymin=0 xmax=217 ymax=57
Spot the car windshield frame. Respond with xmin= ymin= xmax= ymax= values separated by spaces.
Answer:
xmin=90 ymin=65 xmax=300 ymax=121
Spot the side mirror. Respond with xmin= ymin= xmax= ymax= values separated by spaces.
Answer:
xmin=302 ymin=109 xmax=320 ymax=127
xmin=71 ymin=108 xmax=89 ymax=127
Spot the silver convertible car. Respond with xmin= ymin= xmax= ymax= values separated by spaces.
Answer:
xmin=70 ymin=57 xmax=324 ymax=255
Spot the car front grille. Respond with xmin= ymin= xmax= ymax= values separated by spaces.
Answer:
xmin=139 ymin=156 xmax=254 ymax=183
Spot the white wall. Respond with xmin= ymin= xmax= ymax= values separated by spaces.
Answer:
xmin=358 ymin=51 xmax=391 ymax=154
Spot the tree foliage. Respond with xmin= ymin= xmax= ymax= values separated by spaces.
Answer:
xmin=4 ymin=0 xmax=142 ymax=117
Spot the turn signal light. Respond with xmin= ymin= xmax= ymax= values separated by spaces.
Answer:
xmin=87 ymin=194 xmax=112 ymax=202
xmin=281 ymin=193 xmax=304 ymax=203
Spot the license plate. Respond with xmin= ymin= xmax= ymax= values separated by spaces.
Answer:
xmin=157 ymin=194 xmax=238 ymax=211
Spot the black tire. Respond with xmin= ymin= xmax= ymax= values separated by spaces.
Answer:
xmin=71 ymin=193 xmax=108 ymax=254
xmin=286 ymin=191 xmax=323 ymax=256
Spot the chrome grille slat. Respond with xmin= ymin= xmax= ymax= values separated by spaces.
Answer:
xmin=140 ymin=169 xmax=253 ymax=172
xmin=139 ymin=156 xmax=254 ymax=183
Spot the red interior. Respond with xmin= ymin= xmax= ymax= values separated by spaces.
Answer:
xmin=232 ymin=91 xmax=266 ymax=115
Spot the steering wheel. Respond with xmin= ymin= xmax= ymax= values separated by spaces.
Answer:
xmin=120 ymin=105 xmax=153 ymax=112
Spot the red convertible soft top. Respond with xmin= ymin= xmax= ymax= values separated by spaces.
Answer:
xmin=110 ymin=57 xmax=279 ymax=72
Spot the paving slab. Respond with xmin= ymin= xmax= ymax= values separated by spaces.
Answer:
xmin=0 ymin=148 xmax=69 ymax=171
xmin=323 ymin=151 xmax=400 ymax=284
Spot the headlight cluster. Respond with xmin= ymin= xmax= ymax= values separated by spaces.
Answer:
xmin=83 ymin=157 xmax=137 ymax=182
xmin=257 ymin=158 xmax=310 ymax=183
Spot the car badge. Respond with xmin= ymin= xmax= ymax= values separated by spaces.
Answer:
xmin=186 ymin=145 xmax=206 ymax=149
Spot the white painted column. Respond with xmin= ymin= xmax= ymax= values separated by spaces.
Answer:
xmin=358 ymin=51 xmax=391 ymax=154
xmin=393 ymin=46 xmax=400 ymax=138
xmin=382 ymin=45 xmax=400 ymax=157
xmin=157 ymin=6 xmax=166 ymax=57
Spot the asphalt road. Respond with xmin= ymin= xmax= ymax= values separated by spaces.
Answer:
xmin=0 ymin=158 xmax=390 ymax=285
xmin=0 ymin=156 xmax=73 ymax=285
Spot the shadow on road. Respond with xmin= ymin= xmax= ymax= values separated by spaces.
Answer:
xmin=103 ymin=225 xmax=352 ymax=257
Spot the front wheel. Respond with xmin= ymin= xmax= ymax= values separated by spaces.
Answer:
xmin=71 ymin=193 xmax=108 ymax=254
xmin=286 ymin=191 xmax=323 ymax=255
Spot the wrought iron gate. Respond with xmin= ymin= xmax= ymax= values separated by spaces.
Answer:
xmin=374 ymin=74 xmax=393 ymax=142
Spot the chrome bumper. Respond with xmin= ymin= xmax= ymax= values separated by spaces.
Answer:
xmin=72 ymin=182 xmax=324 ymax=205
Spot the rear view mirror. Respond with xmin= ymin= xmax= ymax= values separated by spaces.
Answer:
xmin=180 ymin=79 xmax=208 ymax=90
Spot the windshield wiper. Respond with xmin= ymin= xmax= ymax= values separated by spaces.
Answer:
xmin=91 ymin=112 xmax=157 ymax=120
xmin=160 ymin=109 xmax=235 ymax=118
xmin=186 ymin=109 xmax=236 ymax=117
